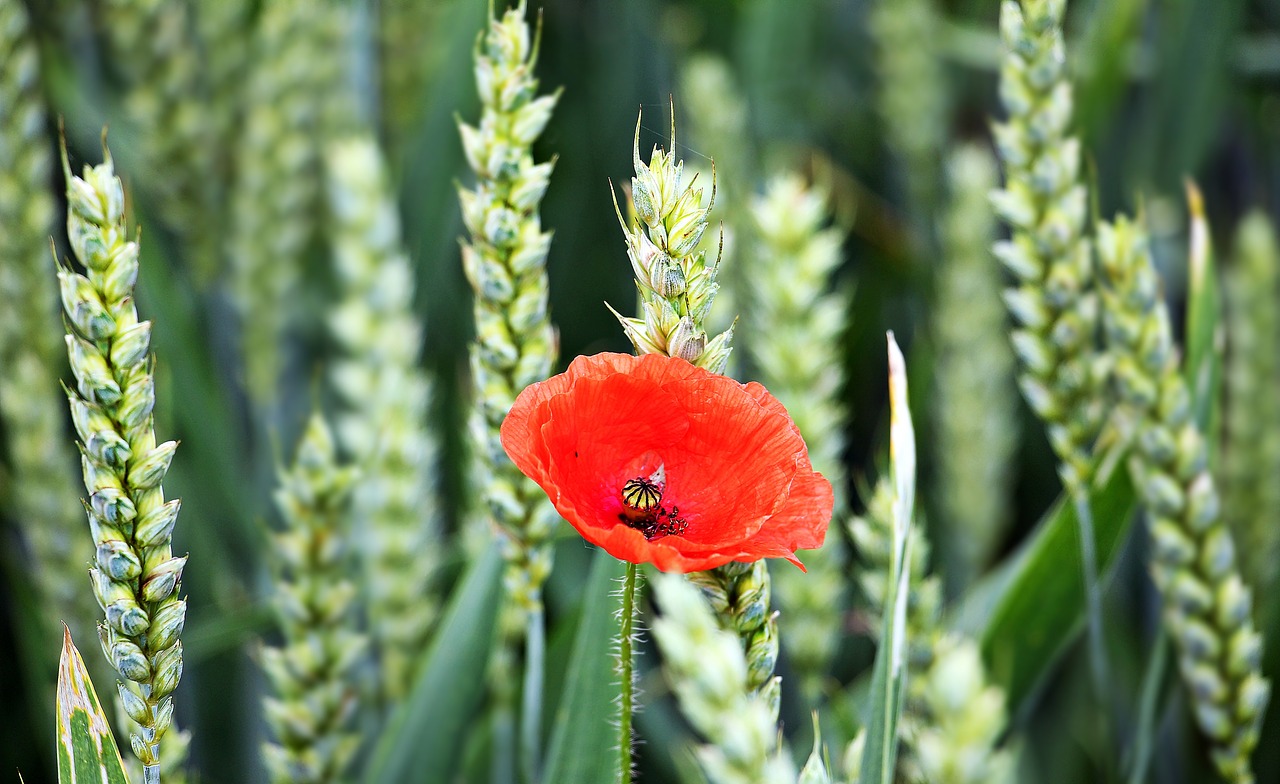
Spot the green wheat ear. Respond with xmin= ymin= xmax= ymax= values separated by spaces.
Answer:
xmin=57 ymin=136 xmax=187 ymax=781
xmin=651 ymin=572 xmax=797 ymax=784
xmin=850 ymin=471 xmax=1015 ymax=783
xmin=261 ymin=413 xmax=365 ymax=783
xmin=609 ymin=108 xmax=733 ymax=372
xmin=1097 ymin=215 xmax=1269 ymax=783
xmin=933 ymin=144 xmax=1019 ymax=588
xmin=1222 ymin=211 xmax=1280 ymax=596
xmin=325 ymin=134 xmax=444 ymax=703
xmin=457 ymin=0 xmax=561 ymax=616
xmin=0 ymin=0 xmax=91 ymax=643
xmin=745 ymin=172 xmax=848 ymax=702
xmin=991 ymin=0 xmax=1107 ymax=491
xmin=228 ymin=0 xmax=349 ymax=403
xmin=96 ymin=0 xmax=218 ymax=277
xmin=677 ymin=54 xmax=752 ymax=347
xmin=870 ymin=0 xmax=947 ymax=230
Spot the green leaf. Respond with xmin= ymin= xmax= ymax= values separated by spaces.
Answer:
xmin=365 ymin=542 xmax=504 ymax=784
xmin=973 ymin=455 xmax=1137 ymax=709
xmin=56 ymin=626 xmax=131 ymax=784
xmin=859 ymin=333 xmax=914 ymax=784
xmin=542 ymin=550 xmax=628 ymax=783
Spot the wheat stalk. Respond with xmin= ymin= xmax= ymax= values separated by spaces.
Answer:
xmin=933 ymin=144 xmax=1019 ymax=587
xmin=57 ymin=138 xmax=186 ymax=783
xmin=1097 ymin=216 xmax=1269 ymax=783
xmin=228 ymin=0 xmax=349 ymax=402
xmin=325 ymin=134 xmax=443 ymax=702
xmin=650 ymin=572 xmax=796 ymax=784
xmin=0 ymin=0 xmax=93 ymax=642
xmin=260 ymin=413 xmax=364 ymax=783
xmin=1222 ymin=211 xmax=1280 ymax=595
xmin=745 ymin=172 xmax=847 ymax=701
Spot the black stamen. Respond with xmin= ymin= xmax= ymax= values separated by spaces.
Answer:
xmin=620 ymin=501 xmax=688 ymax=540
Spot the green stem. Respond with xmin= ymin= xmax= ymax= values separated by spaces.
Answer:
xmin=521 ymin=604 xmax=545 ymax=784
xmin=1073 ymin=487 xmax=1113 ymax=757
xmin=618 ymin=562 xmax=637 ymax=784
xmin=491 ymin=707 xmax=516 ymax=784
xmin=1127 ymin=628 xmax=1170 ymax=784
xmin=1073 ymin=489 xmax=1105 ymax=682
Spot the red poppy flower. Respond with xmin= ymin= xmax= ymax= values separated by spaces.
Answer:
xmin=500 ymin=352 xmax=833 ymax=573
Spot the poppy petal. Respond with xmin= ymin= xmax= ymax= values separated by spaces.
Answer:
xmin=735 ymin=464 xmax=834 ymax=568
xmin=500 ymin=352 xmax=835 ymax=574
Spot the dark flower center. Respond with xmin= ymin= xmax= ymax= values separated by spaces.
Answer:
xmin=619 ymin=470 xmax=687 ymax=541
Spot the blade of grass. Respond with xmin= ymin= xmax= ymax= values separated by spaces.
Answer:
xmin=542 ymin=550 xmax=628 ymax=783
xmin=974 ymin=456 xmax=1137 ymax=710
xmin=365 ymin=542 xmax=504 ymax=784
xmin=859 ymin=334 xmax=914 ymax=784
xmin=1125 ymin=628 xmax=1171 ymax=784
xmin=56 ymin=626 xmax=131 ymax=784
xmin=1182 ymin=182 xmax=1222 ymax=444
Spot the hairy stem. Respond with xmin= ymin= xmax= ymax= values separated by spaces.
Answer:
xmin=617 ymin=562 xmax=637 ymax=784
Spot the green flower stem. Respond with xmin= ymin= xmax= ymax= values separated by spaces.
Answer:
xmin=57 ymin=138 xmax=186 ymax=781
xmin=261 ymin=413 xmax=364 ymax=783
xmin=1097 ymin=216 xmax=1270 ymax=783
xmin=618 ymin=562 xmax=637 ymax=784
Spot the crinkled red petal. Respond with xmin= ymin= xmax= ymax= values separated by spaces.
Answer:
xmin=500 ymin=352 xmax=834 ymax=573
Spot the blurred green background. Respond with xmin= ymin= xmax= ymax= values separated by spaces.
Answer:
xmin=3 ymin=0 xmax=1280 ymax=781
